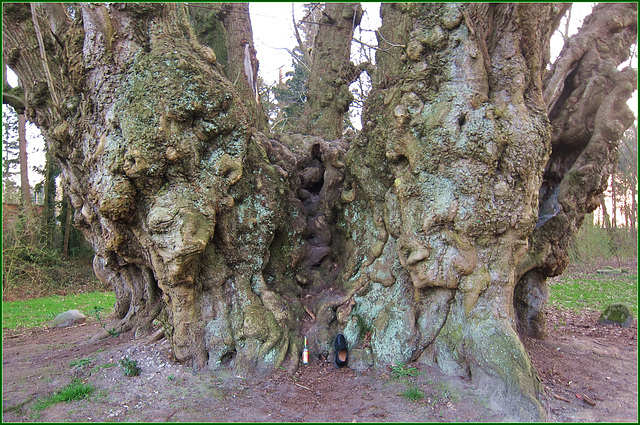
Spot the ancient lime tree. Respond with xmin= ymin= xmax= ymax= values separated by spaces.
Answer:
xmin=3 ymin=3 xmax=635 ymax=420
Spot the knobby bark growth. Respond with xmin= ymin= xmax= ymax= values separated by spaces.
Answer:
xmin=337 ymin=3 xmax=563 ymax=419
xmin=300 ymin=2 xmax=364 ymax=139
xmin=187 ymin=3 xmax=268 ymax=132
xmin=3 ymin=3 xmax=636 ymax=421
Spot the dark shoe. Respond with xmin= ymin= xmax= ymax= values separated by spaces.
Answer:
xmin=334 ymin=334 xmax=348 ymax=368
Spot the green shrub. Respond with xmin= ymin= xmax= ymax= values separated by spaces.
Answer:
xmin=2 ymin=207 xmax=106 ymax=301
xmin=120 ymin=357 xmax=141 ymax=376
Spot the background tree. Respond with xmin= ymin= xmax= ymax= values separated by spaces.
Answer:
xmin=271 ymin=48 xmax=309 ymax=132
xmin=3 ymin=64 xmax=32 ymax=207
xmin=299 ymin=2 xmax=364 ymax=139
xmin=18 ymin=112 xmax=31 ymax=207
xmin=616 ymin=123 xmax=637 ymax=230
xmin=3 ymin=3 xmax=636 ymax=421
xmin=2 ymin=105 xmax=21 ymax=204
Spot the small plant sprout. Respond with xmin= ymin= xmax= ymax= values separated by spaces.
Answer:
xmin=390 ymin=362 xmax=423 ymax=378
xmin=401 ymin=386 xmax=425 ymax=402
xmin=120 ymin=357 xmax=141 ymax=377
xmin=104 ymin=327 xmax=120 ymax=338
xmin=89 ymin=305 xmax=104 ymax=321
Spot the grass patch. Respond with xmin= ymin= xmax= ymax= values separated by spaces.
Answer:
xmin=89 ymin=362 xmax=117 ymax=375
xmin=401 ymin=386 xmax=425 ymax=402
xmin=390 ymin=363 xmax=424 ymax=378
xmin=549 ymin=273 xmax=638 ymax=316
xmin=32 ymin=379 xmax=95 ymax=411
xmin=2 ymin=291 xmax=115 ymax=330
xmin=2 ymin=396 xmax=34 ymax=416
xmin=69 ymin=356 xmax=95 ymax=368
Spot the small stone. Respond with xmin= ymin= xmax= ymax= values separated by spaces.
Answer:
xmin=51 ymin=309 xmax=86 ymax=328
xmin=598 ymin=303 xmax=633 ymax=328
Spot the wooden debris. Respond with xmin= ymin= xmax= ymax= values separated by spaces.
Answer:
xmin=5 ymin=333 xmax=26 ymax=339
xmin=147 ymin=328 xmax=165 ymax=343
xmin=303 ymin=305 xmax=316 ymax=321
xmin=553 ymin=394 xmax=570 ymax=403
xmin=574 ymin=393 xmax=596 ymax=406
xmin=581 ymin=394 xmax=597 ymax=406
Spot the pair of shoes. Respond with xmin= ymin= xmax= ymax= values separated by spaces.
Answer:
xmin=334 ymin=334 xmax=348 ymax=368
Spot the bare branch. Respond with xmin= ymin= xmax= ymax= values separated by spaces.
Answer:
xmin=30 ymin=3 xmax=60 ymax=106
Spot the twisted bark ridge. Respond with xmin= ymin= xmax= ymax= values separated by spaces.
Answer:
xmin=3 ymin=3 xmax=636 ymax=421
xmin=515 ymin=3 xmax=637 ymax=338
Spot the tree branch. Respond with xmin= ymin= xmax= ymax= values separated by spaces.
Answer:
xmin=30 ymin=3 xmax=60 ymax=107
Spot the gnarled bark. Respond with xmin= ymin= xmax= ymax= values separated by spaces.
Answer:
xmin=3 ymin=3 xmax=307 ymax=372
xmin=4 ymin=3 xmax=636 ymax=421
xmin=515 ymin=2 xmax=637 ymax=338
xmin=339 ymin=3 xmax=563 ymax=420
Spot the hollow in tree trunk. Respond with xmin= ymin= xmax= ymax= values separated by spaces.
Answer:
xmin=3 ymin=3 xmax=637 ymax=421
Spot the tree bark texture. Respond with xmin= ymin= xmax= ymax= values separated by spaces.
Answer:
xmin=339 ymin=3 xmax=566 ymax=420
xmin=18 ymin=113 xmax=31 ymax=207
xmin=3 ymin=3 xmax=307 ymax=370
xmin=3 ymin=3 xmax=637 ymax=421
xmin=514 ymin=2 xmax=637 ymax=339
xmin=300 ymin=3 xmax=363 ymax=139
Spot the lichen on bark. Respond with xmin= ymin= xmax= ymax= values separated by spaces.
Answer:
xmin=3 ymin=2 xmax=637 ymax=421
xmin=337 ymin=3 xmax=559 ymax=420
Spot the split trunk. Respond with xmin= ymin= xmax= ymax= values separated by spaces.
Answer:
xmin=3 ymin=3 xmax=636 ymax=421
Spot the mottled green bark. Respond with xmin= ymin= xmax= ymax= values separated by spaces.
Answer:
xmin=3 ymin=3 xmax=306 ymax=372
xmin=339 ymin=3 xmax=560 ymax=420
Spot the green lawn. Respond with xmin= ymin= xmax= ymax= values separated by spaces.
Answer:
xmin=2 ymin=291 xmax=115 ymax=330
xmin=2 ymin=272 xmax=636 ymax=331
xmin=549 ymin=273 xmax=638 ymax=316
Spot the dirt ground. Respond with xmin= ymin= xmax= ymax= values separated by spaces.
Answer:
xmin=2 ymin=264 xmax=637 ymax=422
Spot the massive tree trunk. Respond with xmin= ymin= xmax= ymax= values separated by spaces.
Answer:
xmin=2 ymin=3 xmax=307 ymax=370
xmin=514 ymin=2 xmax=637 ymax=338
xmin=337 ymin=3 xmax=565 ymax=419
xmin=4 ymin=3 xmax=636 ymax=421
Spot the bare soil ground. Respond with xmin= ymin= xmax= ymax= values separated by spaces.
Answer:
xmin=2 ymin=263 xmax=637 ymax=422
